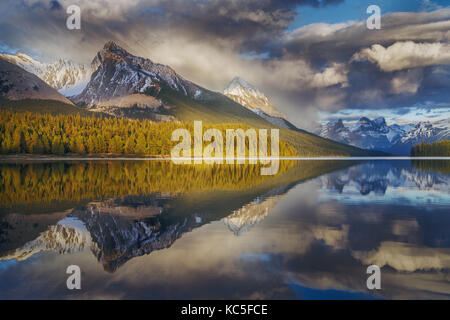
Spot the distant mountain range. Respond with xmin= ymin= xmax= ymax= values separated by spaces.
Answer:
xmin=0 ymin=41 xmax=384 ymax=156
xmin=315 ymin=117 xmax=450 ymax=155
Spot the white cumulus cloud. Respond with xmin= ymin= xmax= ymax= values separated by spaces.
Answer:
xmin=352 ymin=41 xmax=450 ymax=72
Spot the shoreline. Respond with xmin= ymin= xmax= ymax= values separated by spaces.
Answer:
xmin=0 ymin=155 xmax=449 ymax=162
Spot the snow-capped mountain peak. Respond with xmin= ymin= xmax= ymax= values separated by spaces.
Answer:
xmin=74 ymin=41 xmax=201 ymax=107
xmin=398 ymin=118 xmax=450 ymax=145
xmin=224 ymin=77 xmax=260 ymax=95
xmin=224 ymin=77 xmax=286 ymax=120
xmin=351 ymin=117 xmax=389 ymax=134
xmin=0 ymin=52 xmax=92 ymax=94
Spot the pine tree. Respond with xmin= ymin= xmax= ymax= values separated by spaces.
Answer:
xmin=1 ymin=133 xmax=12 ymax=154
xmin=135 ymin=133 xmax=147 ymax=155
xmin=109 ymin=136 xmax=123 ymax=154
xmin=51 ymin=136 xmax=65 ymax=155
xmin=12 ymin=129 xmax=22 ymax=153
xmin=75 ymin=136 xmax=86 ymax=154
xmin=30 ymin=132 xmax=44 ymax=154
xmin=124 ymin=136 xmax=136 ymax=154
xmin=87 ymin=136 xmax=96 ymax=154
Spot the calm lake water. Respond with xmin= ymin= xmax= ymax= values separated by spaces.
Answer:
xmin=0 ymin=159 xmax=449 ymax=299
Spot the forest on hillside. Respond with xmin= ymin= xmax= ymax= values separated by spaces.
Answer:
xmin=410 ymin=140 xmax=450 ymax=157
xmin=0 ymin=110 xmax=297 ymax=157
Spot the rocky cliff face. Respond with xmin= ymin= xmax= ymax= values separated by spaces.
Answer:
xmin=73 ymin=41 xmax=202 ymax=107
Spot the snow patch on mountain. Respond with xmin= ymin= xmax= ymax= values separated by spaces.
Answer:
xmin=0 ymin=52 xmax=92 ymax=93
xmin=388 ymin=118 xmax=450 ymax=154
xmin=316 ymin=116 xmax=450 ymax=155
xmin=73 ymin=41 xmax=201 ymax=107
xmin=224 ymin=77 xmax=300 ymax=130
xmin=224 ymin=77 xmax=286 ymax=119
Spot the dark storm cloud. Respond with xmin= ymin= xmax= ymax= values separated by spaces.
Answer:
xmin=0 ymin=0 xmax=345 ymax=57
xmin=49 ymin=0 xmax=62 ymax=11
xmin=0 ymin=1 xmax=448 ymax=128
xmin=125 ymin=0 xmax=345 ymax=53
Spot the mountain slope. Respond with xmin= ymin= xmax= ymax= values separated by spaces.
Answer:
xmin=71 ymin=41 xmax=382 ymax=156
xmin=224 ymin=77 xmax=298 ymax=130
xmin=0 ymin=59 xmax=73 ymax=105
xmin=73 ymin=41 xmax=201 ymax=107
xmin=0 ymin=52 xmax=91 ymax=94
xmin=389 ymin=118 xmax=450 ymax=155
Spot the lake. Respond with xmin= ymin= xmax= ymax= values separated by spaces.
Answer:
xmin=0 ymin=159 xmax=449 ymax=299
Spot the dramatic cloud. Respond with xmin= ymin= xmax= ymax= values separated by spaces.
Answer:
xmin=0 ymin=1 xmax=449 ymax=128
xmin=353 ymin=41 xmax=450 ymax=72
xmin=390 ymin=69 xmax=423 ymax=95
xmin=310 ymin=63 xmax=348 ymax=88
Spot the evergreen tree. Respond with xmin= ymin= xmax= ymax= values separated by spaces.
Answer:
xmin=75 ymin=136 xmax=86 ymax=154
xmin=12 ymin=129 xmax=22 ymax=153
xmin=1 ymin=133 xmax=12 ymax=153
xmin=30 ymin=132 xmax=44 ymax=154
xmin=109 ymin=135 xmax=123 ymax=154
xmin=135 ymin=133 xmax=147 ymax=155
xmin=51 ymin=136 xmax=65 ymax=155
xmin=87 ymin=136 xmax=97 ymax=154
xmin=124 ymin=136 xmax=136 ymax=154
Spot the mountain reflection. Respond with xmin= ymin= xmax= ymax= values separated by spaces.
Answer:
xmin=0 ymin=160 xmax=346 ymax=272
xmin=319 ymin=160 xmax=450 ymax=205
xmin=0 ymin=160 xmax=450 ymax=299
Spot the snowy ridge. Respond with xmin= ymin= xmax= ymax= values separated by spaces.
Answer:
xmin=316 ymin=116 xmax=449 ymax=155
xmin=74 ymin=41 xmax=201 ymax=107
xmin=0 ymin=52 xmax=92 ymax=94
xmin=224 ymin=77 xmax=286 ymax=119
xmin=223 ymin=77 xmax=300 ymax=129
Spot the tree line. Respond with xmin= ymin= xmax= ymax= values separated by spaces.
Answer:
xmin=0 ymin=110 xmax=297 ymax=157
xmin=410 ymin=140 xmax=450 ymax=157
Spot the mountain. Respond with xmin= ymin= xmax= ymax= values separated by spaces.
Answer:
xmin=349 ymin=117 xmax=406 ymax=151
xmin=316 ymin=119 xmax=352 ymax=144
xmin=224 ymin=77 xmax=298 ymax=130
xmin=388 ymin=118 xmax=450 ymax=155
xmin=0 ymin=59 xmax=74 ymax=105
xmin=0 ymin=41 xmax=381 ymax=156
xmin=316 ymin=116 xmax=450 ymax=155
xmin=69 ymin=41 xmax=382 ymax=156
xmin=0 ymin=52 xmax=91 ymax=95
xmin=73 ymin=41 xmax=201 ymax=107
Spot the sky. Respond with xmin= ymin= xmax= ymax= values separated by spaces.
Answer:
xmin=0 ymin=0 xmax=449 ymax=128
